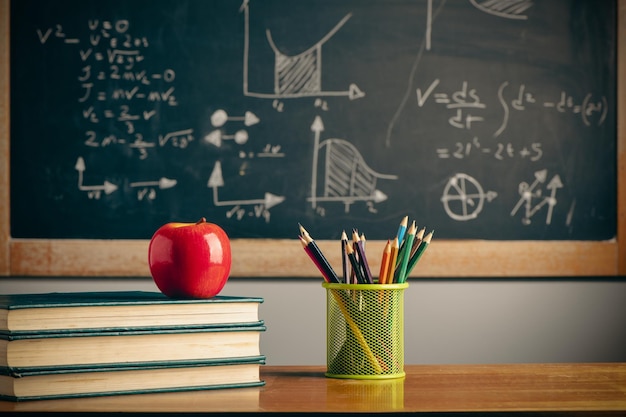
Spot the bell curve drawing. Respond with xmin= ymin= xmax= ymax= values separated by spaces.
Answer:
xmin=308 ymin=116 xmax=399 ymax=214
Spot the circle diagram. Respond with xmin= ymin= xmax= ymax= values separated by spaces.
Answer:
xmin=441 ymin=173 xmax=496 ymax=221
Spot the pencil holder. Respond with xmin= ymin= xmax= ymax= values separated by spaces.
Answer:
xmin=323 ymin=282 xmax=408 ymax=379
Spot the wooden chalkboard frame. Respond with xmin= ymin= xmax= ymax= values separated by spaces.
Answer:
xmin=1 ymin=0 xmax=625 ymax=278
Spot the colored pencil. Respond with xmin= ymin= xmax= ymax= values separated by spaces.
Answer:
xmin=378 ymin=239 xmax=391 ymax=284
xmin=340 ymin=231 xmax=349 ymax=284
xmin=405 ymin=230 xmax=433 ymax=278
xmin=329 ymin=290 xmax=383 ymax=373
xmin=345 ymin=243 xmax=366 ymax=284
xmin=395 ymin=215 xmax=409 ymax=246
xmin=409 ymin=227 xmax=426 ymax=259
xmin=299 ymin=225 xmax=340 ymax=283
xmin=299 ymin=236 xmax=331 ymax=283
xmin=386 ymin=237 xmax=400 ymax=283
xmin=395 ymin=221 xmax=416 ymax=283
xmin=352 ymin=230 xmax=373 ymax=284
xmin=395 ymin=224 xmax=417 ymax=270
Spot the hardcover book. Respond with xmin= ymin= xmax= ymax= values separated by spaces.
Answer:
xmin=0 ymin=356 xmax=266 ymax=401
xmin=0 ymin=291 xmax=263 ymax=334
xmin=0 ymin=324 xmax=265 ymax=369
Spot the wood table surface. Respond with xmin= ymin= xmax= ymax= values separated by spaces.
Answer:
xmin=1 ymin=364 xmax=625 ymax=414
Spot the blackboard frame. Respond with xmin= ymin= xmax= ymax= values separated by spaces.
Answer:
xmin=1 ymin=0 xmax=625 ymax=278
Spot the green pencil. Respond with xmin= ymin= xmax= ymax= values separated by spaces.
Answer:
xmin=404 ymin=230 xmax=433 ymax=279
xmin=395 ymin=221 xmax=416 ymax=283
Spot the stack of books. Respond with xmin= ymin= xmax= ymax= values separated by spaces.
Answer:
xmin=0 ymin=291 xmax=266 ymax=401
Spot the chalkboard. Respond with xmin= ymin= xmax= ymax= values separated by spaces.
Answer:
xmin=10 ymin=0 xmax=617 ymax=241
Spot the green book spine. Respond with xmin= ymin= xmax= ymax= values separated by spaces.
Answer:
xmin=1 ymin=355 xmax=266 ymax=377
xmin=0 ymin=291 xmax=264 ymax=310
xmin=0 ymin=381 xmax=266 ymax=402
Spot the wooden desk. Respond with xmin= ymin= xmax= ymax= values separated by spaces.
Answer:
xmin=1 ymin=364 xmax=625 ymax=414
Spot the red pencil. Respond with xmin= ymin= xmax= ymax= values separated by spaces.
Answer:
xmin=299 ymin=225 xmax=340 ymax=283
xmin=299 ymin=236 xmax=331 ymax=283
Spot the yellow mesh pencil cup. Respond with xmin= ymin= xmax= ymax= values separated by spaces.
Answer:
xmin=323 ymin=282 xmax=408 ymax=379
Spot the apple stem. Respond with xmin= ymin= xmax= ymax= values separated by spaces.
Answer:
xmin=196 ymin=217 xmax=207 ymax=225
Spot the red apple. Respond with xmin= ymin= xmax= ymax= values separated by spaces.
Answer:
xmin=148 ymin=217 xmax=232 ymax=299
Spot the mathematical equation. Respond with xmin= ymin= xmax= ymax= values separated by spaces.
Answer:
xmin=436 ymin=137 xmax=543 ymax=161
xmin=38 ymin=19 xmax=189 ymax=160
xmin=37 ymin=19 xmax=285 ymax=222
xmin=416 ymin=79 xmax=608 ymax=135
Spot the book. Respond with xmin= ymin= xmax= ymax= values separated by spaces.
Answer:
xmin=0 ymin=381 xmax=262 ymax=412
xmin=0 ymin=356 xmax=265 ymax=401
xmin=0 ymin=324 xmax=265 ymax=370
xmin=0 ymin=291 xmax=263 ymax=334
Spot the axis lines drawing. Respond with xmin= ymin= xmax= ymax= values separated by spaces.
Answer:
xmin=309 ymin=116 xmax=398 ymax=214
xmin=240 ymin=0 xmax=365 ymax=100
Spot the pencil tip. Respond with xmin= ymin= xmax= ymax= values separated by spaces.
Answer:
xmin=298 ymin=223 xmax=311 ymax=237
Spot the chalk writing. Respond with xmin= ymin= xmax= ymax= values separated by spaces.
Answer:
xmin=11 ymin=0 xmax=614 ymax=240
xmin=307 ymin=116 xmax=398 ymax=215
xmin=417 ymin=79 xmax=608 ymax=137
xmin=441 ymin=173 xmax=498 ymax=221
xmin=436 ymin=137 xmax=543 ymax=161
xmin=241 ymin=1 xmax=365 ymax=102
xmin=510 ymin=169 xmax=563 ymax=225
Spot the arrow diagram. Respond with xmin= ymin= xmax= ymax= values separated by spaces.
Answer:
xmin=210 ymin=109 xmax=260 ymax=128
xmin=204 ymin=129 xmax=249 ymax=147
xmin=510 ymin=169 xmax=548 ymax=216
xmin=207 ymin=161 xmax=285 ymax=209
xmin=310 ymin=189 xmax=389 ymax=204
xmin=75 ymin=157 xmax=118 ymax=195
xmin=544 ymin=175 xmax=563 ymax=224
xmin=129 ymin=177 xmax=178 ymax=189
xmin=347 ymin=83 xmax=366 ymax=100
xmin=309 ymin=116 xmax=324 ymax=209
xmin=527 ymin=174 xmax=563 ymax=224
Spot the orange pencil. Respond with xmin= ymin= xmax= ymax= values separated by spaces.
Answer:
xmin=386 ymin=237 xmax=399 ymax=284
xmin=378 ymin=239 xmax=391 ymax=284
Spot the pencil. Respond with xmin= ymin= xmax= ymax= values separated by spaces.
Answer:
xmin=352 ymin=230 xmax=373 ymax=284
xmin=299 ymin=225 xmax=340 ymax=283
xmin=410 ymin=227 xmax=426 ymax=259
xmin=395 ymin=215 xmax=409 ymax=246
xmin=405 ymin=230 xmax=433 ymax=279
xmin=395 ymin=221 xmax=416 ymax=283
xmin=345 ymin=243 xmax=366 ymax=284
xmin=299 ymin=236 xmax=330 ymax=283
xmin=340 ymin=231 xmax=349 ymax=284
xmin=378 ymin=239 xmax=391 ymax=284
xmin=350 ymin=230 xmax=361 ymax=284
xmin=395 ymin=224 xmax=417 ymax=271
xmin=386 ymin=237 xmax=400 ymax=284
xmin=329 ymin=290 xmax=383 ymax=373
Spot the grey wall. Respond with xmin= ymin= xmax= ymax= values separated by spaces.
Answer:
xmin=1 ymin=277 xmax=625 ymax=365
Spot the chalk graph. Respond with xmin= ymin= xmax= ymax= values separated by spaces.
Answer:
xmin=308 ymin=116 xmax=398 ymax=213
xmin=240 ymin=0 xmax=365 ymax=100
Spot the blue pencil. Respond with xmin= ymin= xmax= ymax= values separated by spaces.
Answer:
xmin=396 ymin=215 xmax=409 ymax=246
